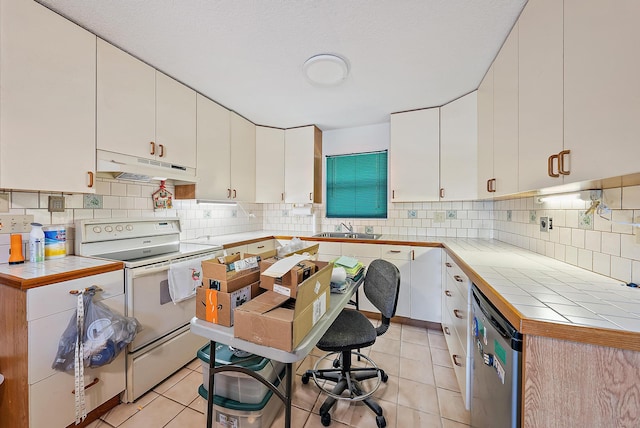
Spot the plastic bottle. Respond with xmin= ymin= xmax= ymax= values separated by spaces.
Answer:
xmin=29 ymin=222 xmax=45 ymax=263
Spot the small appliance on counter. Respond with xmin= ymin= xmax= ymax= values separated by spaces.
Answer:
xmin=8 ymin=233 xmax=24 ymax=264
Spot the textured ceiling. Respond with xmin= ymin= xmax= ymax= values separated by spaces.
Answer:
xmin=37 ymin=0 xmax=527 ymax=130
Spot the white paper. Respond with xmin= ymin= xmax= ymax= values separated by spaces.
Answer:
xmin=261 ymin=254 xmax=309 ymax=277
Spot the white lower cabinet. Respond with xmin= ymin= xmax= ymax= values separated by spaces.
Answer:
xmin=441 ymin=254 xmax=471 ymax=409
xmin=380 ymin=245 xmax=412 ymax=318
xmin=26 ymin=270 xmax=125 ymax=428
xmin=342 ymin=242 xmax=381 ymax=314
xmin=410 ymin=247 xmax=442 ymax=322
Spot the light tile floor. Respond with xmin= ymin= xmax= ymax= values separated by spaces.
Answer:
xmin=88 ymin=323 xmax=470 ymax=428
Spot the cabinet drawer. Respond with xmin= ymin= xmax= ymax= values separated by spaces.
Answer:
xmin=246 ymin=239 xmax=275 ymax=254
xmin=342 ymin=242 xmax=381 ymax=259
xmin=29 ymin=352 xmax=125 ymax=428
xmin=27 ymin=270 xmax=123 ymax=321
xmin=444 ymin=255 xmax=469 ymax=284
xmin=29 ymin=294 xmax=125 ymax=384
xmin=380 ymin=245 xmax=411 ymax=260
xmin=316 ymin=241 xmax=342 ymax=257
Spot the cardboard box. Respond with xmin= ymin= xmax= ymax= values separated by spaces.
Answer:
xmin=234 ymin=263 xmax=333 ymax=352
xmin=196 ymin=280 xmax=261 ymax=327
xmin=201 ymin=256 xmax=261 ymax=293
xmin=245 ymin=242 xmax=320 ymax=260
xmin=259 ymin=260 xmax=329 ymax=299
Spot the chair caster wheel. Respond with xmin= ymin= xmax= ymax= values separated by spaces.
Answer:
xmin=380 ymin=370 xmax=388 ymax=383
xmin=321 ymin=412 xmax=332 ymax=426
xmin=301 ymin=373 xmax=310 ymax=384
xmin=376 ymin=415 xmax=386 ymax=428
xmin=333 ymin=358 xmax=340 ymax=368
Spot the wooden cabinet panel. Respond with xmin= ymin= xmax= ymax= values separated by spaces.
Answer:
xmin=390 ymin=108 xmax=440 ymax=201
xmin=518 ymin=0 xmax=564 ymax=192
xmin=0 ymin=0 xmax=96 ymax=193
xmin=564 ymin=0 xmax=640 ymax=183
xmin=255 ymin=126 xmax=285 ymax=203
xmin=97 ymin=39 xmax=156 ymax=161
xmin=440 ymin=92 xmax=478 ymax=200
xmin=492 ymin=23 xmax=519 ymax=197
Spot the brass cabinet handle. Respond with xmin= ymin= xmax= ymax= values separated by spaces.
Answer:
xmin=454 ymin=275 xmax=464 ymax=283
xmin=281 ymin=193 xmax=284 ymax=201
xmin=454 ymin=309 xmax=464 ymax=319
xmin=233 ymin=189 xmax=237 ymax=199
xmin=452 ymin=354 xmax=463 ymax=367
xmin=445 ymin=262 xmax=452 ymax=268
xmin=445 ymin=290 xmax=452 ymax=297
xmin=389 ymin=250 xmax=402 ymax=254
xmin=411 ymin=249 xmax=415 ymax=261
xmin=150 ymin=141 xmax=156 ymax=155
xmin=159 ymin=144 xmax=165 ymax=158
xmin=309 ymin=192 xmax=313 ymax=201
xmin=72 ymin=377 xmax=99 ymax=394
xmin=559 ymin=149 xmax=571 ymax=175
xmin=87 ymin=171 xmax=94 ymax=188
xmin=486 ymin=178 xmax=497 ymax=193
xmin=548 ymin=154 xmax=560 ymax=177
xmin=444 ymin=326 xmax=451 ymax=335
xmin=257 ymin=245 xmax=265 ymax=249
xmin=227 ymin=188 xmax=231 ymax=198
xmin=392 ymin=190 xmax=395 ymax=199
xmin=440 ymin=188 xmax=445 ymax=198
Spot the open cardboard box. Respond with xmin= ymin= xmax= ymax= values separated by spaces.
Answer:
xmin=201 ymin=254 xmax=261 ymax=293
xmin=245 ymin=242 xmax=319 ymax=260
xmin=234 ymin=262 xmax=333 ymax=352
xmin=196 ymin=280 xmax=261 ymax=327
xmin=259 ymin=259 xmax=329 ymax=299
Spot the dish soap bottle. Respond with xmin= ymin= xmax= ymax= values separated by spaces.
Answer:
xmin=29 ymin=222 xmax=45 ymax=262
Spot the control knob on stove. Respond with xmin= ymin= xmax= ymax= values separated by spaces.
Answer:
xmin=92 ymin=226 xmax=101 ymax=233
xmin=115 ymin=225 xmax=124 ymax=232
xmin=104 ymin=226 xmax=113 ymax=232
xmin=126 ymin=224 xmax=133 ymax=231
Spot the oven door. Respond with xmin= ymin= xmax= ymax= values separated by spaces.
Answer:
xmin=126 ymin=255 xmax=211 ymax=351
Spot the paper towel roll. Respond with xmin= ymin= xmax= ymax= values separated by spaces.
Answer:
xmin=291 ymin=206 xmax=313 ymax=216
xmin=331 ymin=266 xmax=347 ymax=284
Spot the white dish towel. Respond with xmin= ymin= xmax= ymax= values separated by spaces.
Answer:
xmin=168 ymin=256 xmax=208 ymax=304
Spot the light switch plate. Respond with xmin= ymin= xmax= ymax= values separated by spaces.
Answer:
xmin=0 ymin=214 xmax=34 ymax=233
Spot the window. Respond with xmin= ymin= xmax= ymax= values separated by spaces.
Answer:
xmin=326 ymin=150 xmax=388 ymax=218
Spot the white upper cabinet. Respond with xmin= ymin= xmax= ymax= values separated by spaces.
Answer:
xmin=492 ymin=23 xmax=519 ymax=197
xmin=155 ymin=72 xmax=197 ymax=168
xmin=230 ymin=112 xmax=256 ymax=202
xmin=390 ymin=108 xmax=440 ymax=202
xmin=564 ymin=0 xmax=640 ymax=183
xmin=0 ymin=0 xmax=96 ymax=193
xmin=97 ymin=39 xmax=156 ymax=162
xmin=284 ymin=126 xmax=322 ymax=204
xmin=255 ymin=126 xmax=285 ymax=203
xmin=189 ymin=94 xmax=231 ymax=200
xmin=518 ymin=0 xmax=565 ymax=192
xmin=97 ymin=40 xmax=196 ymax=169
xmin=477 ymin=66 xmax=495 ymax=198
xmin=440 ymin=92 xmax=478 ymax=201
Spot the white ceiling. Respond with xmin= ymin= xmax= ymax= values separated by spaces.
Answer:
xmin=37 ymin=0 xmax=527 ymax=131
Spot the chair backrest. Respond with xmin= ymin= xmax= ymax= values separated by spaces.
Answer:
xmin=363 ymin=259 xmax=400 ymax=334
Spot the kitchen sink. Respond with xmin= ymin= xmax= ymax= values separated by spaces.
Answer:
xmin=313 ymin=232 xmax=381 ymax=240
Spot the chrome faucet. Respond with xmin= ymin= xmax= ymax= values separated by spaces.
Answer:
xmin=340 ymin=222 xmax=353 ymax=233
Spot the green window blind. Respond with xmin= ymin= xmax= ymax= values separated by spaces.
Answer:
xmin=326 ymin=150 xmax=388 ymax=218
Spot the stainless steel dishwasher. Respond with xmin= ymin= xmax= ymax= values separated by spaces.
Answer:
xmin=471 ymin=284 xmax=523 ymax=428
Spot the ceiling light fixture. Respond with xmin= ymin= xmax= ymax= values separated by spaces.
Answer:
xmin=303 ymin=54 xmax=349 ymax=86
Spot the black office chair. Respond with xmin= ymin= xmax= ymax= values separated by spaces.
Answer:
xmin=301 ymin=259 xmax=401 ymax=428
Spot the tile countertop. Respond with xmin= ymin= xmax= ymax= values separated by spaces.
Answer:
xmin=0 ymin=256 xmax=124 ymax=290
xmin=208 ymin=231 xmax=640 ymax=351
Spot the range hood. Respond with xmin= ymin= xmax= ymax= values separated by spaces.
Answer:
xmin=96 ymin=150 xmax=197 ymax=183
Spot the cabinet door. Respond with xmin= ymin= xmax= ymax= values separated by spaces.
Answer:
xmin=492 ymin=23 xmax=519 ymax=197
xmin=390 ymin=108 xmax=440 ymax=202
xmin=97 ymin=39 xmax=156 ymax=161
xmin=440 ymin=92 xmax=478 ymax=201
xmin=518 ymin=0 xmax=564 ymax=192
xmin=195 ymin=94 xmax=231 ymax=200
xmin=341 ymin=243 xmax=381 ymax=314
xmin=564 ymin=0 xmax=640 ymax=182
xmin=156 ymin=71 xmax=197 ymax=168
xmin=255 ymin=126 xmax=285 ymax=203
xmin=230 ymin=112 xmax=256 ymax=202
xmin=410 ymin=247 xmax=442 ymax=322
xmin=0 ymin=0 xmax=96 ymax=193
xmin=380 ymin=245 xmax=411 ymax=318
xmin=477 ymin=66 xmax=495 ymax=198
xmin=284 ymin=126 xmax=321 ymax=203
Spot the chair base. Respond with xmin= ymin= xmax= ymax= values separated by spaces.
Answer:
xmin=301 ymin=350 xmax=389 ymax=427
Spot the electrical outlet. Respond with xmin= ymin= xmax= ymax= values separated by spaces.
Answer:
xmin=0 ymin=214 xmax=34 ymax=234
xmin=434 ymin=211 xmax=445 ymax=223
xmin=540 ymin=216 xmax=549 ymax=232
